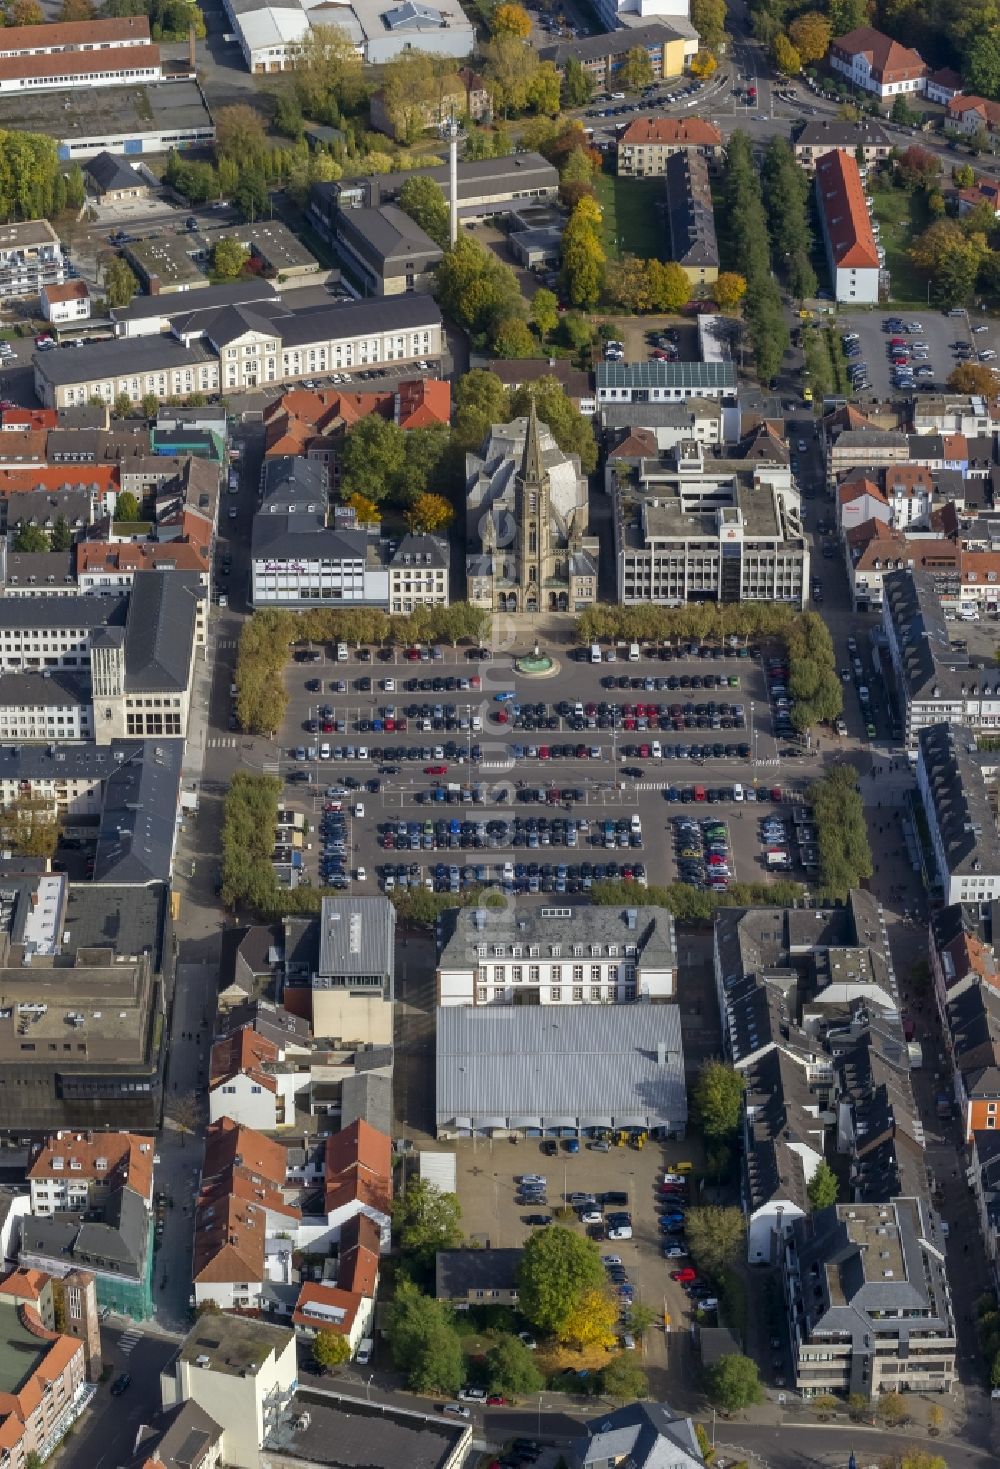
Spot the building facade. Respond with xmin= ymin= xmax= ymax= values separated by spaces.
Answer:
xmin=617 ymin=116 xmax=722 ymax=175
xmin=828 ymin=26 xmax=927 ymax=97
xmin=815 ymin=150 xmax=880 ymax=304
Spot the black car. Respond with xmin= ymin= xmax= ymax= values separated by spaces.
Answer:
xmin=111 ymin=1373 xmax=132 ymax=1397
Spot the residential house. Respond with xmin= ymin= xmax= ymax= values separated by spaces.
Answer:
xmin=828 ymin=27 xmax=927 ymax=98
xmin=947 ymin=94 xmax=1000 ymax=134
xmin=209 ymin=1026 xmax=304 ymax=1130
xmin=664 ymin=152 xmax=718 ymax=286
xmin=815 ymin=150 xmax=880 ymax=304
xmin=0 ymin=1272 xmax=88 ymax=1469
xmin=568 ymin=1403 xmax=706 ymax=1469
xmin=435 ymin=1248 xmax=522 ymax=1307
xmin=40 ymin=281 xmax=90 ymax=326
xmin=322 ymin=1121 xmax=392 ymax=1252
xmin=793 ymin=117 xmax=891 ymax=170
xmin=617 ymin=117 xmax=722 ymax=176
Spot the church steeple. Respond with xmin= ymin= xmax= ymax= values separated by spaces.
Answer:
xmin=521 ymin=395 xmax=544 ymax=485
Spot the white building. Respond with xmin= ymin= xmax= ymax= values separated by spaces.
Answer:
xmin=0 ymin=672 xmax=91 ymax=742
xmin=592 ymin=0 xmax=692 ymax=32
xmin=0 ymin=220 xmax=63 ymax=303
xmin=828 ymin=26 xmax=926 ymax=99
xmin=225 ymin=0 xmax=475 ymax=73
xmin=596 ymin=360 xmax=736 ymax=404
xmin=388 ymin=534 xmax=449 ymax=615
xmin=437 ymin=903 xmax=676 ymax=1008
xmin=815 ymin=150 xmax=880 ymax=305
xmin=40 ymin=280 xmax=90 ymax=325
xmin=916 ymin=723 xmax=1000 ymax=906
xmin=165 ymin=1318 xmax=298 ymax=1469
xmin=208 ymin=1025 xmax=304 ymax=1130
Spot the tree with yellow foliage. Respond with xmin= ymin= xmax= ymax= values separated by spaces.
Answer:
xmin=788 ymin=11 xmax=831 ymax=65
xmin=347 ymin=492 xmax=381 ymax=525
xmin=560 ymin=1287 xmax=619 ymax=1352
xmin=690 ymin=51 xmax=718 ymax=78
xmin=493 ymin=2 xmax=532 ymax=37
xmin=713 ymin=271 xmax=748 ymax=311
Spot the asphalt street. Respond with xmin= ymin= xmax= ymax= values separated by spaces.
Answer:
xmin=57 ymin=1330 xmax=180 ymax=1469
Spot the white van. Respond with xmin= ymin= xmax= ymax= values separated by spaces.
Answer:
xmin=960 ymin=604 xmax=980 ymax=621
xmin=336 ymin=643 xmax=348 ymax=661
xmin=356 ymin=1338 xmax=373 ymax=1365
xmin=628 ymin=643 xmax=640 ymax=662
xmin=591 ymin=643 xmax=602 ymax=663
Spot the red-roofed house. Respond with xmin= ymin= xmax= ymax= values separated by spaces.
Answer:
xmin=948 ymin=94 xmax=1000 ymax=135
xmin=40 ymin=280 xmax=90 ymax=325
xmin=617 ymin=116 xmax=723 ymax=175
xmin=0 ymin=1274 xmax=88 ymax=1460
xmin=815 ymin=150 xmax=881 ymax=303
xmin=322 ymin=1121 xmax=392 ymax=1252
xmin=837 ymin=475 xmax=891 ymax=532
xmin=291 ymin=1282 xmax=372 ymax=1356
xmin=0 ymin=409 xmax=57 ymax=434
xmin=846 ymin=519 xmax=913 ymax=608
xmin=75 ymin=540 xmax=210 ymax=592
xmin=337 ymin=1214 xmax=381 ymax=1298
xmin=208 ymin=1026 xmax=306 ymax=1130
xmin=828 ymin=27 xmax=926 ymax=99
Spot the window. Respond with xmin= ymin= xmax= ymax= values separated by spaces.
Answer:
xmin=551 ymin=987 xmax=562 ymax=1002
xmin=529 ymin=964 xmax=540 ymax=981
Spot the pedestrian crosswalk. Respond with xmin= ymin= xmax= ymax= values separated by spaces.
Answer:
xmin=215 ymin=638 xmax=238 ymax=651
xmin=118 ymin=1329 xmax=143 ymax=1355
xmin=207 ymin=737 xmax=238 ymax=749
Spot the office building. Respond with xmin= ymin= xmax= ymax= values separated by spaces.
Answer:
xmin=311 ymin=897 xmax=395 ymax=1045
xmin=539 ymin=22 xmax=695 ymax=85
xmin=437 ymin=902 xmax=676 ymax=1007
xmin=260 ymin=1391 xmax=471 ymax=1469
xmin=597 ymin=360 xmax=736 ymax=404
xmin=612 ymin=440 xmax=808 ymax=607
xmin=325 ymin=203 xmax=442 ymax=297
xmin=311 ymin=153 xmax=558 ymax=228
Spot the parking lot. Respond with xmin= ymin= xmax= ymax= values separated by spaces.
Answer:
xmin=454 ymin=1135 xmax=713 ymax=1338
xmin=837 ymin=305 xmax=989 ymax=401
xmin=263 ymin=642 xmax=828 ymax=898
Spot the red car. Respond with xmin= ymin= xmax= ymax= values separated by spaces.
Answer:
xmin=770 ymin=786 xmax=783 ymax=802
xmin=405 ymin=647 xmax=421 ymax=661
xmin=486 ymin=1395 xmax=509 ymax=1407
xmin=539 ymin=746 xmax=551 ymax=759
xmin=424 ymin=764 xmax=448 ymax=775
xmin=494 ymin=709 xmax=509 ymax=724
xmin=671 ymin=1267 xmax=697 ymax=1283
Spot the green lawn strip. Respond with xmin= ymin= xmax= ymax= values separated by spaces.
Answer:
xmin=870 ymin=183 xmax=930 ymax=306
xmin=594 ymin=173 xmax=667 ymax=262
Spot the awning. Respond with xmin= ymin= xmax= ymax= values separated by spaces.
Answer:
xmin=613 ymin=1116 xmax=649 ymax=1128
xmin=541 ymin=1116 xmax=579 ymax=1128
xmin=509 ymin=1116 xmax=543 ymax=1129
xmin=453 ymin=1116 xmax=473 ymax=1129
xmin=584 ymin=1117 xmax=614 ymax=1129
xmin=475 ymin=1116 xmax=508 ymax=1129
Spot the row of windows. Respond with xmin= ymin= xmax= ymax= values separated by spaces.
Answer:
xmin=476 ymin=986 xmax=637 ymax=1002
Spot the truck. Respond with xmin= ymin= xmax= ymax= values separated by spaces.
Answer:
xmin=765 ymin=848 xmax=789 ymax=868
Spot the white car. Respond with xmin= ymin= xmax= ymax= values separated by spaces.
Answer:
xmin=664 ymin=1244 xmax=688 ymax=1258
xmin=608 ymin=1225 xmax=633 ymax=1240
xmin=319 ymin=743 xmax=331 ymax=760
xmin=797 ymin=439 xmax=806 ymax=452
xmin=697 ymin=1297 xmax=719 ymax=1312
xmin=580 ymin=1208 xmax=603 ymax=1223
xmin=382 ymin=677 xmax=395 ymax=691
xmin=602 ymin=1255 xmax=623 ymax=1267
xmin=458 ymin=1387 xmax=487 ymax=1403
xmin=355 ymin=866 xmax=366 ymax=882
xmin=981 ymin=348 xmax=998 ymax=361
xmin=354 ymin=802 xmax=365 ymax=817
xmin=662 ymin=1172 xmax=685 ymax=1184
xmin=973 ymin=323 xmax=990 ymax=333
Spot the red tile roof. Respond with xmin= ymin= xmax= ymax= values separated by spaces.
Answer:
xmin=28 ymin=1131 xmax=154 ymax=1201
xmin=43 ymin=281 xmax=89 ymax=304
xmin=292 ymin=1282 xmax=363 ymax=1335
xmin=0 ymin=410 xmax=57 ymax=432
xmin=209 ymin=1027 xmax=279 ymax=1094
xmin=948 ymin=94 xmax=1000 ymax=128
xmin=394 ymin=378 xmax=451 ymax=430
xmin=324 ymin=1120 xmax=392 ymax=1218
xmin=831 ymin=26 xmax=926 ymax=82
xmin=815 ymin=150 xmax=880 ymax=270
xmin=0 ymin=466 xmax=116 ymax=496
xmin=337 ymin=1214 xmax=381 ymax=1296
xmin=0 ymin=15 xmax=148 ymax=48
xmin=838 ymin=476 xmax=888 ymax=506
xmin=76 ymin=541 xmax=209 ymax=575
xmin=620 ymin=116 xmax=722 ymax=147
xmin=0 ymin=42 xmax=159 ymax=83
xmin=194 ymin=1119 xmax=299 ymax=1286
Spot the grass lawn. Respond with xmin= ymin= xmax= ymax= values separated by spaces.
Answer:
xmin=870 ymin=182 xmax=930 ymax=307
xmin=593 ymin=173 xmax=667 ymax=262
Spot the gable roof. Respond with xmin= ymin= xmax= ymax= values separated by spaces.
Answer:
xmin=323 ymin=1120 xmax=392 ymax=1217
xmin=337 ymin=1214 xmax=381 ymax=1296
xmin=815 ymin=149 xmax=880 ymax=270
xmin=209 ymin=1026 xmax=280 ymax=1094
xmin=194 ymin=1119 xmax=299 ymax=1286
xmin=832 ymin=26 xmax=925 ymax=80
xmin=85 ymin=152 xmax=148 ymax=195
xmin=28 ymin=1131 xmax=154 ymax=1200
xmin=619 ymin=116 xmax=722 ymax=147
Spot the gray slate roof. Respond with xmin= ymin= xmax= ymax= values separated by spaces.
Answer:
xmin=438 ymin=903 xmax=676 ymax=976
xmin=93 ymin=740 xmax=184 ymax=886
xmin=23 ymin=1185 xmax=148 ymax=1280
xmin=112 ymin=278 xmax=278 ymax=326
xmin=435 ymin=1247 xmax=523 ymax=1299
xmin=124 ymin=570 xmax=200 ymax=693
xmin=85 ymin=152 xmax=148 ymax=195
xmin=34 ymin=337 xmax=214 ymax=386
xmin=436 ymin=1005 xmax=687 ymax=1131
xmin=570 ymin=1402 xmax=704 ymax=1469
xmin=0 ymin=592 xmax=126 ymax=631
xmin=918 ymin=722 xmax=1000 ymax=878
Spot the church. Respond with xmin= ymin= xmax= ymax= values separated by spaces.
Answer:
xmin=465 ymin=400 xmax=600 ymax=614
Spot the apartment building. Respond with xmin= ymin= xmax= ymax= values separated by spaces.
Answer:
xmin=208 ymin=1026 xmax=303 ymax=1130
xmin=437 ymin=903 xmax=677 ymax=1007
xmin=916 ymin=723 xmax=1000 ymax=905
xmin=828 ymin=26 xmax=927 ymax=98
xmin=27 ymin=1131 xmax=154 ymax=1215
xmin=793 ymin=117 xmax=891 ymax=170
xmin=783 ymin=1199 xmax=955 ymax=1399
xmin=883 ymin=568 xmax=1000 ymax=746
xmin=0 ymin=672 xmax=91 ymax=743
xmin=0 ymin=220 xmax=63 ymax=303
xmin=0 ymin=1277 xmax=88 ymax=1469
xmin=815 ymin=150 xmax=880 ymax=304
xmin=539 ymin=23 xmax=694 ymax=87
xmin=617 ymin=116 xmax=722 ymax=176
xmin=664 ymin=151 xmax=718 ymax=286
xmin=613 ymin=440 xmax=808 ymax=607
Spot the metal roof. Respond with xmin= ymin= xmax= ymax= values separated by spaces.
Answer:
xmin=435 ymin=1005 xmax=686 ymax=1130
xmin=596 ymin=360 xmax=736 ymax=389
xmin=317 ymin=896 xmax=395 ymax=981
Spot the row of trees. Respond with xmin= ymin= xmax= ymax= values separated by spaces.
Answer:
xmin=103 ymin=0 xmax=206 ymax=41
xmin=576 ymin=598 xmax=800 ymax=648
xmin=589 ymin=876 xmax=805 ymax=924
xmin=220 ymin=773 xmax=284 ymax=914
xmin=807 ymin=762 xmax=874 ymax=898
xmin=12 ymin=517 xmax=74 ymax=554
xmin=0 ymin=131 xmax=84 ymax=223
xmin=786 ymin=611 xmax=843 ymax=732
xmin=762 ymin=136 xmax=817 ymax=302
xmin=722 ymin=133 xmax=790 ymax=385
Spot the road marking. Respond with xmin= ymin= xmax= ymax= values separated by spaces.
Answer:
xmin=118 ymin=1329 xmax=143 ymax=1355
xmin=207 ymin=737 xmax=238 ymax=749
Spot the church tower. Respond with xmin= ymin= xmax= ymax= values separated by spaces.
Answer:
xmin=515 ymin=398 xmax=548 ymax=612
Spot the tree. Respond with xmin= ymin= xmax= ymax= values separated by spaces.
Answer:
xmin=380 ymin=51 xmax=452 ymax=144
xmin=453 ymin=368 xmax=510 ymax=452
xmin=788 ymin=10 xmax=830 ymax=63
xmin=386 ymin=1280 xmax=464 ymax=1394
xmin=646 ymin=259 xmax=692 ymax=313
xmin=812 ymin=1394 xmax=839 ymax=1420
xmin=847 ymin=1392 xmax=870 ymax=1421
xmin=115 ymin=490 xmax=141 ymax=522
xmin=493 ymin=316 xmax=538 ymax=357
xmin=141 ymin=393 xmax=160 ymax=420
xmin=530 ymin=287 xmax=559 ymax=339
xmin=347 ymin=492 xmax=381 ymax=526
xmin=601 ymin=1355 xmax=649 ymax=1401
xmin=493 ymin=2 xmax=532 ymax=36
xmin=927 ymin=1404 xmax=945 ymax=1435
xmin=561 ymin=194 xmax=605 ymax=309
xmin=112 ymin=392 xmax=133 ymax=421
xmin=59 ymin=0 xmax=95 ymax=16
xmin=215 ymin=104 xmax=266 ymax=161
xmin=772 ymin=33 xmax=802 ymax=75
xmin=391 ymin=1179 xmax=462 ymax=1277
xmin=620 ymin=47 xmax=654 ymax=92
xmin=891 ymin=94 xmax=919 ymax=125
xmin=293 ymin=26 xmax=364 ymax=120
xmin=693 ymin=1060 xmax=745 ymax=1138
xmin=405 ymin=492 xmax=454 ymax=534
xmin=967 ymin=33 xmax=1000 ymax=100
xmin=484 ymin=32 xmax=542 ymax=117
xmin=340 ymin=416 xmax=406 ymax=504
xmin=12 ymin=523 xmax=49 ymax=552
xmin=954 ymin=162 xmax=976 ymax=189
xmin=828 ymin=0 xmax=867 ymax=30
xmin=708 ymin=1354 xmax=763 ymax=1413
xmin=883 ymin=1456 xmax=946 ymax=1469
xmin=485 ymin=1335 xmax=543 ymax=1397
xmin=435 ymin=233 xmax=526 ymax=345
xmin=690 ymin=50 xmax=718 ymax=78
xmin=517 ymin=1225 xmax=607 ymax=1338
xmin=691 ymin=0 xmax=727 ymax=50
xmin=104 ymin=257 xmax=138 ymax=309
xmin=896 ymin=145 xmax=941 ymax=189
xmin=166 ymin=1089 xmax=201 ymax=1147
xmin=273 ymin=92 xmax=305 ymax=140
xmin=311 ymin=1331 xmax=351 ymax=1370
xmin=510 ymin=377 xmax=598 ymax=473
xmin=398 ymin=175 xmax=450 ymax=249
xmin=563 ymin=57 xmax=593 ymax=108
xmin=876 ymin=1391 xmax=909 ymax=1428
xmin=49 ymin=517 xmax=72 ymax=552
xmin=234 ymin=168 xmax=269 ymax=221
xmin=684 ymin=1206 xmax=746 ymax=1277
xmin=807 ymin=1160 xmax=839 ymax=1211
xmin=713 ymin=272 xmax=747 ymax=311
xmin=560 ymin=1287 xmax=619 ymax=1351
xmin=9 ymin=0 xmax=43 ymax=21
xmin=213 ymin=237 xmax=249 ymax=280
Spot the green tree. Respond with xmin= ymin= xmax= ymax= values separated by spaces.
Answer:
xmin=398 ymin=175 xmax=450 ymax=249
xmin=215 ymin=103 xmax=267 ymax=161
xmin=485 ymin=1335 xmax=544 ymax=1397
xmin=601 ymin=1355 xmax=649 ymax=1401
xmin=509 ymin=376 xmax=598 ymax=473
xmin=788 ymin=10 xmax=830 ymax=62
xmin=493 ymin=316 xmax=538 ymax=357
xmin=233 ymin=168 xmax=269 ymax=222
xmin=646 ymin=259 xmax=692 ymax=313
xmin=484 ymin=32 xmax=542 ymax=117
xmin=340 ymin=416 xmax=406 ymax=504
xmin=292 ymin=26 xmax=364 ymax=120
xmin=562 ymin=57 xmax=593 ymax=108
xmin=812 ymin=1393 xmax=839 ymax=1421
xmin=877 ymin=1391 xmax=909 ymax=1428
xmin=561 ymin=194 xmax=605 ymax=309
xmin=684 ymin=1207 xmax=746 ymax=1277
xmin=12 ymin=524 xmax=50 ymax=553
xmin=141 ymin=393 xmax=160 ymax=420
xmin=213 ymin=237 xmax=250 ymax=280
xmin=48 ymin=516 xmax=72 ymax=552
xmin=807 ymin=1160 xmax=839 ymax=1211
xmin=517 ymin=1225 xmax=607 ymax=1338
xmin=452 ymin=367 xmax=510 ymax=451
xmin=619 ymin=46 xmax=654 ymax=91
xmin=967 ymin=33 xmax=1000 ymax=100
xmin=311 ymin=1331 xmax=351 ymax=1370
xmin=112 ymin=392 xmax=133 ymax=421
xmin=891 ymin=94 xmax=919 ymax=125
xmin=435 ymin=233 xmax=526 ymax=346
xmin=691 ymin=0 xmax=727 ymax=50
xmin=828 ymin=0 xmax=867 ymax=29
xmin=104 ymin=257 xmax=138 ymax=309
xmin=115 ymin=490 xmax=141 ymax=521
xmin=391 ymin=1180 xmax=462 ymax=1277
xmin=386 ymin=1280 xmax=464 ymax=1394
xmin=273 ymin=92 xmax=305 ymax=140
xmin=708 ymin=1354 xmax=763 ymax=1413
xmin=529 ymin=287 xmax=559 ymax=339
xmin=693 ymin=1060 xmax=745 ymax=1138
